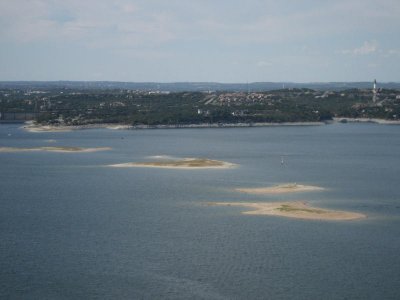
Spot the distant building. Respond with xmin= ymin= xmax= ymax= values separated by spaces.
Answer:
xmin=197 ymin=109 xmax=210 ymax=116
xmin=373 ymin=79 xmax=378 ymax=103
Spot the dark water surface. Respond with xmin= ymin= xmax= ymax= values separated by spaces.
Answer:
xmin=1 ymin=124 xmax=400 ymax=299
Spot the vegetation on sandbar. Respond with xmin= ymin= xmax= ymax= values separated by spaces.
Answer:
xmin=276 ymin=204 xmax=326 ymax=214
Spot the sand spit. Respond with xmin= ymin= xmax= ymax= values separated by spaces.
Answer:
xmin=209 ymin=201 xmax=366 ymax=221
xmin=0 ymin=146 xmax=111 ymax=153
xmin=109 ymin=158 xmax=237 ymax=169
xmin=236 ymin=184 xmax=324 ymax=194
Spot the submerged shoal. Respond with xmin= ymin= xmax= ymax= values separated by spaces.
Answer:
xmin=0 ymin=146 xmax=111 ymax=153
xmin=236 ymin=184 xmax=324 ymax=194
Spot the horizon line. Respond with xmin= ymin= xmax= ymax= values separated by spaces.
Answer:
xmin=1 ymin=80 xmax=399 ymax=84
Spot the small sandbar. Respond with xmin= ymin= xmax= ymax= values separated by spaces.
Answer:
xmin=109 ymin=158 xmax=236 ymax=169
xmin=236 ymin=183 xmax=324 ymax=194
xmin=0 ymin=146 xmax=111 ymax=153
xmin=209 ymin=201 xmax=366 ymax=221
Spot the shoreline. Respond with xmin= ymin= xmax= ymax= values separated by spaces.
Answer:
xmin=209 ymin=201 xmax=366 ymax=221
xmin=22 ymin=123 xmax=133 ymax=133
xmin=19 ymin=118 xmax=400 ymax=132
xmin=22 ymin=121 xmax=324 ymax=132
xmin=332 ymin=117 xmax=400 ymax=125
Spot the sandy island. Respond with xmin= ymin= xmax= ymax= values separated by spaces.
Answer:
xmin=236 ymin=183 xmax=324 ymax=194
xmin=0 ymin=146 xmax=111 ymax=153
xmin=109 ymin=158 xmax=236 ymax=169
xmin=209 ymin=201 xmax=366 ymax=221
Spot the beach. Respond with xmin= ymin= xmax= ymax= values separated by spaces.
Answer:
xmin=22 ymin=123 xmax=133 ymax=133
xmin=20 ymin=118 xmax=400 ymax=134
xmin=209 ymin=201 xmax=366 ymax=221
xmin=23 ymin=124 xmax=74 ymax=132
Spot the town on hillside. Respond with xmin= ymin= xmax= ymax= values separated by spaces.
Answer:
xmin=1 ymin=82 xmax=400 ymax=126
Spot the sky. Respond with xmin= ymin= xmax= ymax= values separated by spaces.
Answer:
xmin=0 ymin=0 xmax=399 ymax=82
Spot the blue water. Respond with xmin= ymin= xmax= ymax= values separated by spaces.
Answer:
xmin=1 ymin=124 xmax=400 ymax=299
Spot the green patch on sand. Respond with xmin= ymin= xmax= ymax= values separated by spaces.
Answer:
xmin=139 ymin=158 xmax=225 ymax=167
xmin=276 ymin=204 xmax=326 ymax=214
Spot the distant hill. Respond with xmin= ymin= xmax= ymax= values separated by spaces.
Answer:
xmin=1 ymin=81 xmax=399 ymax=91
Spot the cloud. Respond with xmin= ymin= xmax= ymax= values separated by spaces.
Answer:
xmin=119 ymin=3 xmax=137 ymax=14
xmin=341 ymin=41 xmax=379 ymax=55
xmin=367 ymin=63 xmax=380 ymax=68
xmin=1 ymin=0 xmax=399 ymax=82
xmin=387 ymin=49 xmax=400 ymax=55
xmin=1 ymin=0 xmax=400 ymax=52
xmin=256 ymin=61 xmax=273 ymax=67
xmin=0 ymin=0 xmax=178 ymax=47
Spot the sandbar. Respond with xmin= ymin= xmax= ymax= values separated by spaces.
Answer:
xmin=109 ymin=158 xmax=236 ymax=169
xmin=209 ymin=201 xmax=366 ymax=221
xmin=236 ymin=183 xmax=324 ymax=194
xmin=0 ymin=146 xmax=111 ymax=153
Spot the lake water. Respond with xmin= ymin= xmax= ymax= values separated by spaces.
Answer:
xmin=1 ymin=123 xmax=400 ymax=299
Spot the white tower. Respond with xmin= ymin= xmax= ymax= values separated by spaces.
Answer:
xmin=373 ymin=79 xmax=377 ymax=103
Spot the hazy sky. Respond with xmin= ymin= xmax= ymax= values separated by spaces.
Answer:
xmin=1 ymin=0 xmax=399 ymax=82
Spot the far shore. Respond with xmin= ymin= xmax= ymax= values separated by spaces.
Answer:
xmin=19 ymin=118 xmax=400 ymax=133
xmin=209 ymin=201 xmax=366 ymax=221
xmin=236 ymin=184 xmax=324 ymax=194
xmin=333 ymin=117 xmax=400 ymax=125
xmin=22 ymin=122 xmax=324 ymax=132
xmin=22 ymin=118 xmax=400 ymax=133
xmin=109 ymin=158 xmax=237 ymax=169
xmin=0 ymin=146 xmax=111 ymax=153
